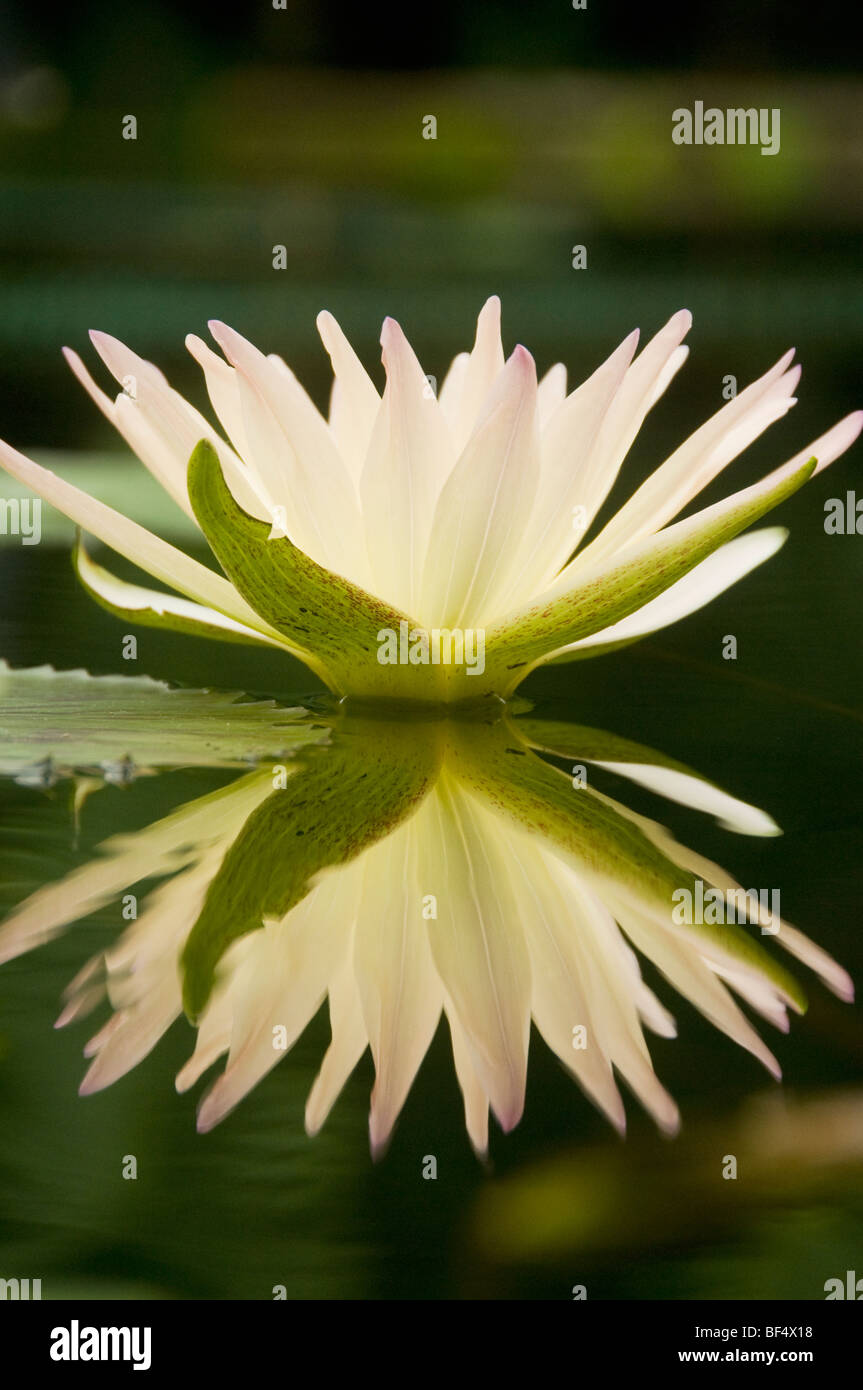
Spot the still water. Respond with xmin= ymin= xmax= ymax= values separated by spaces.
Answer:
xmin=1 ymin=489 xmax=862 ymax=1300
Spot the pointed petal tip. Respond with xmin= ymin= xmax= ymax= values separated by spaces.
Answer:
xmin=494 ymin=1097 xmax=525 ymax=1134
xmin=478 ymin=294 xmax=501 ymax=324
xmin=369 ymin=1087 xmax=403 ymax=1158
xmin=846 ymin=409 xmax=863 ymax=439
xmin=315 ymin=308 xmax=339 ymax=342
xmin=206 ymin=320 xmax=242 ymax=357
xmin=174 ymin=1055 xmax=204 ymax=1093
xmin=196 ymin=1104 xmax=218 ymax=1135
xmin=506 ymin=343 xmax=537 ymax=380
xmin=728 ymin=816 xmax=783 ymax=839
xmin=369 ymin=1126 xmax=393 ymax=1162
xmin=379 ymin=316 xmax=410 ymax=361
xmin=304 ymin=1084 xmax=330 ymax=1138
xmin=659 ymin=1104 xmax=681 ymax=1137
xmin=608 ymin=1104 xmax=627 ymax=1138
xmin=195 ymin=1076 xmax=237 ymax=1133
xmin=811 ymin=410 xmax=863 ymax=474
xmin=207 ymin=320 xmax=230 ymax=346
xmin=784 ymin=363 xmax=802 ymax=391
xmin=87 ymin=328 xmax=124 ymax=360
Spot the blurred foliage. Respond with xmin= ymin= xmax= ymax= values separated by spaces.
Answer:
xmin=0 ymin=11 xmax=861 ymax=444
xmin=0 ymin=0 xmax=861 ymax=1301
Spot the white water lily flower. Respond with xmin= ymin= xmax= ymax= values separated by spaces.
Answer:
xmin=0 ymin=300 xmax=859 ymax=700
xmin=0 ymin=707 xmax=851 ymax=1157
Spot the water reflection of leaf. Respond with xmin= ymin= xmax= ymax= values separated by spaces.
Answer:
xmin=0 ymin=662 xmax=328 ymax=782
xmin=0 ymin=674 xmax=852 ymax=1157
xmin=514 ymin=716 xmax=781 ymax=836
xmin=181 ymin=720 xmax=442 ymax=1019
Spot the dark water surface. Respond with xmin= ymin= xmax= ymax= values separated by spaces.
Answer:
xmin=1 ymin=497 xmax=861 ymax=1302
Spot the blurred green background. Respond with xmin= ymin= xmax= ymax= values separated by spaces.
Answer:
xmin=0 ymin=0 xmax=861 ymax=1301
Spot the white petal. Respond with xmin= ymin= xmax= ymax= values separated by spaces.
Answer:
xmin=74 ymin=540 xmax=293 ymax=651
xmin=537 ymin=439 xmax=822 ymax=620
xmin=418 ymin=780 xmax=531 ymax=1133
xmin=446 ymin=1007 xmax=490 ymax=1156
xmin=359 ymin=316 xmax=456 ymax=615
xmin=176 ymin=986 xmax=234 ymax=1092
xmin=497 ymin=314 xmax=691 ymax=613
xmin=785 ymin=410 xmax=863 ymax=478
xmin=316 ymin=310 xmax=381 ymax=480
xmin=544 ymin=858 xmax=680 ymax=1133
xmin=80 ymin=860 xmax=215 ymax=1094
xmin=645 ymin=344 xmax=690 ymax=410
xmin=555 ymin=527 xmax=788 ymax=658
xmin=197 ymin=865 xmax=358 ymax=1133
xmin=207 ymin=321 xmax=371 ymax=586
xmin=437 ymin=351 xmax=470 ymax=432
xmin=495 ymin=329 xmax=638 ymax=610
xmin=648 ymin=842 xmax=855 ymax=1006
xmin=770 ymin=921 xmax=854 ymax=1002
xmin=447 ymin=296 xmax=507 ymax=456
xmin=505 ymin=842 xmax=626 ymax=1131
xmin=305 ymin=960 xmax=368 ymax=1136
xmin=581 ymin=350 xmax=800 ymax=565
xmin=0 ymin=440 xmax=283 ymax=639
xmin=185 ymin=334 xmax=252 ymax=464
xmin=592 ymin=761 xmax=781 ymax=838
xmin=560 ymin=309 xmax=693 ymax=541
xmin=0 ymin=772 xmax=271 ymax=967
xmin=614 ymin=896 xmax=782 ymax=1079
xmin=536 ymin=361 xmax=567 ymax=427
xmin=709 ymin=961 xmax=790 ymax=1032
xmin=63 ymin=347 xmax=192 ymax=519
xmin=86 ymin=332 xmax=268 ymax=522
xmin=421 ymin=345 xmax=540 ymax=627
xmin=353 ymin=822 xmax=443 ymax=1155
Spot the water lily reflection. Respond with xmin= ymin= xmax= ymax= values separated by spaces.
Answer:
xmin=0 ymin=696 xmax=851 ymax=1157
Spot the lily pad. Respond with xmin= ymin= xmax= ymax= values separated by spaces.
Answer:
xmin=0 ymin=661 xmax=329 ymax=781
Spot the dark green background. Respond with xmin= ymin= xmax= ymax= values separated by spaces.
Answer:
xmin=0 ymin=0 xmax=861 ymax=1300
